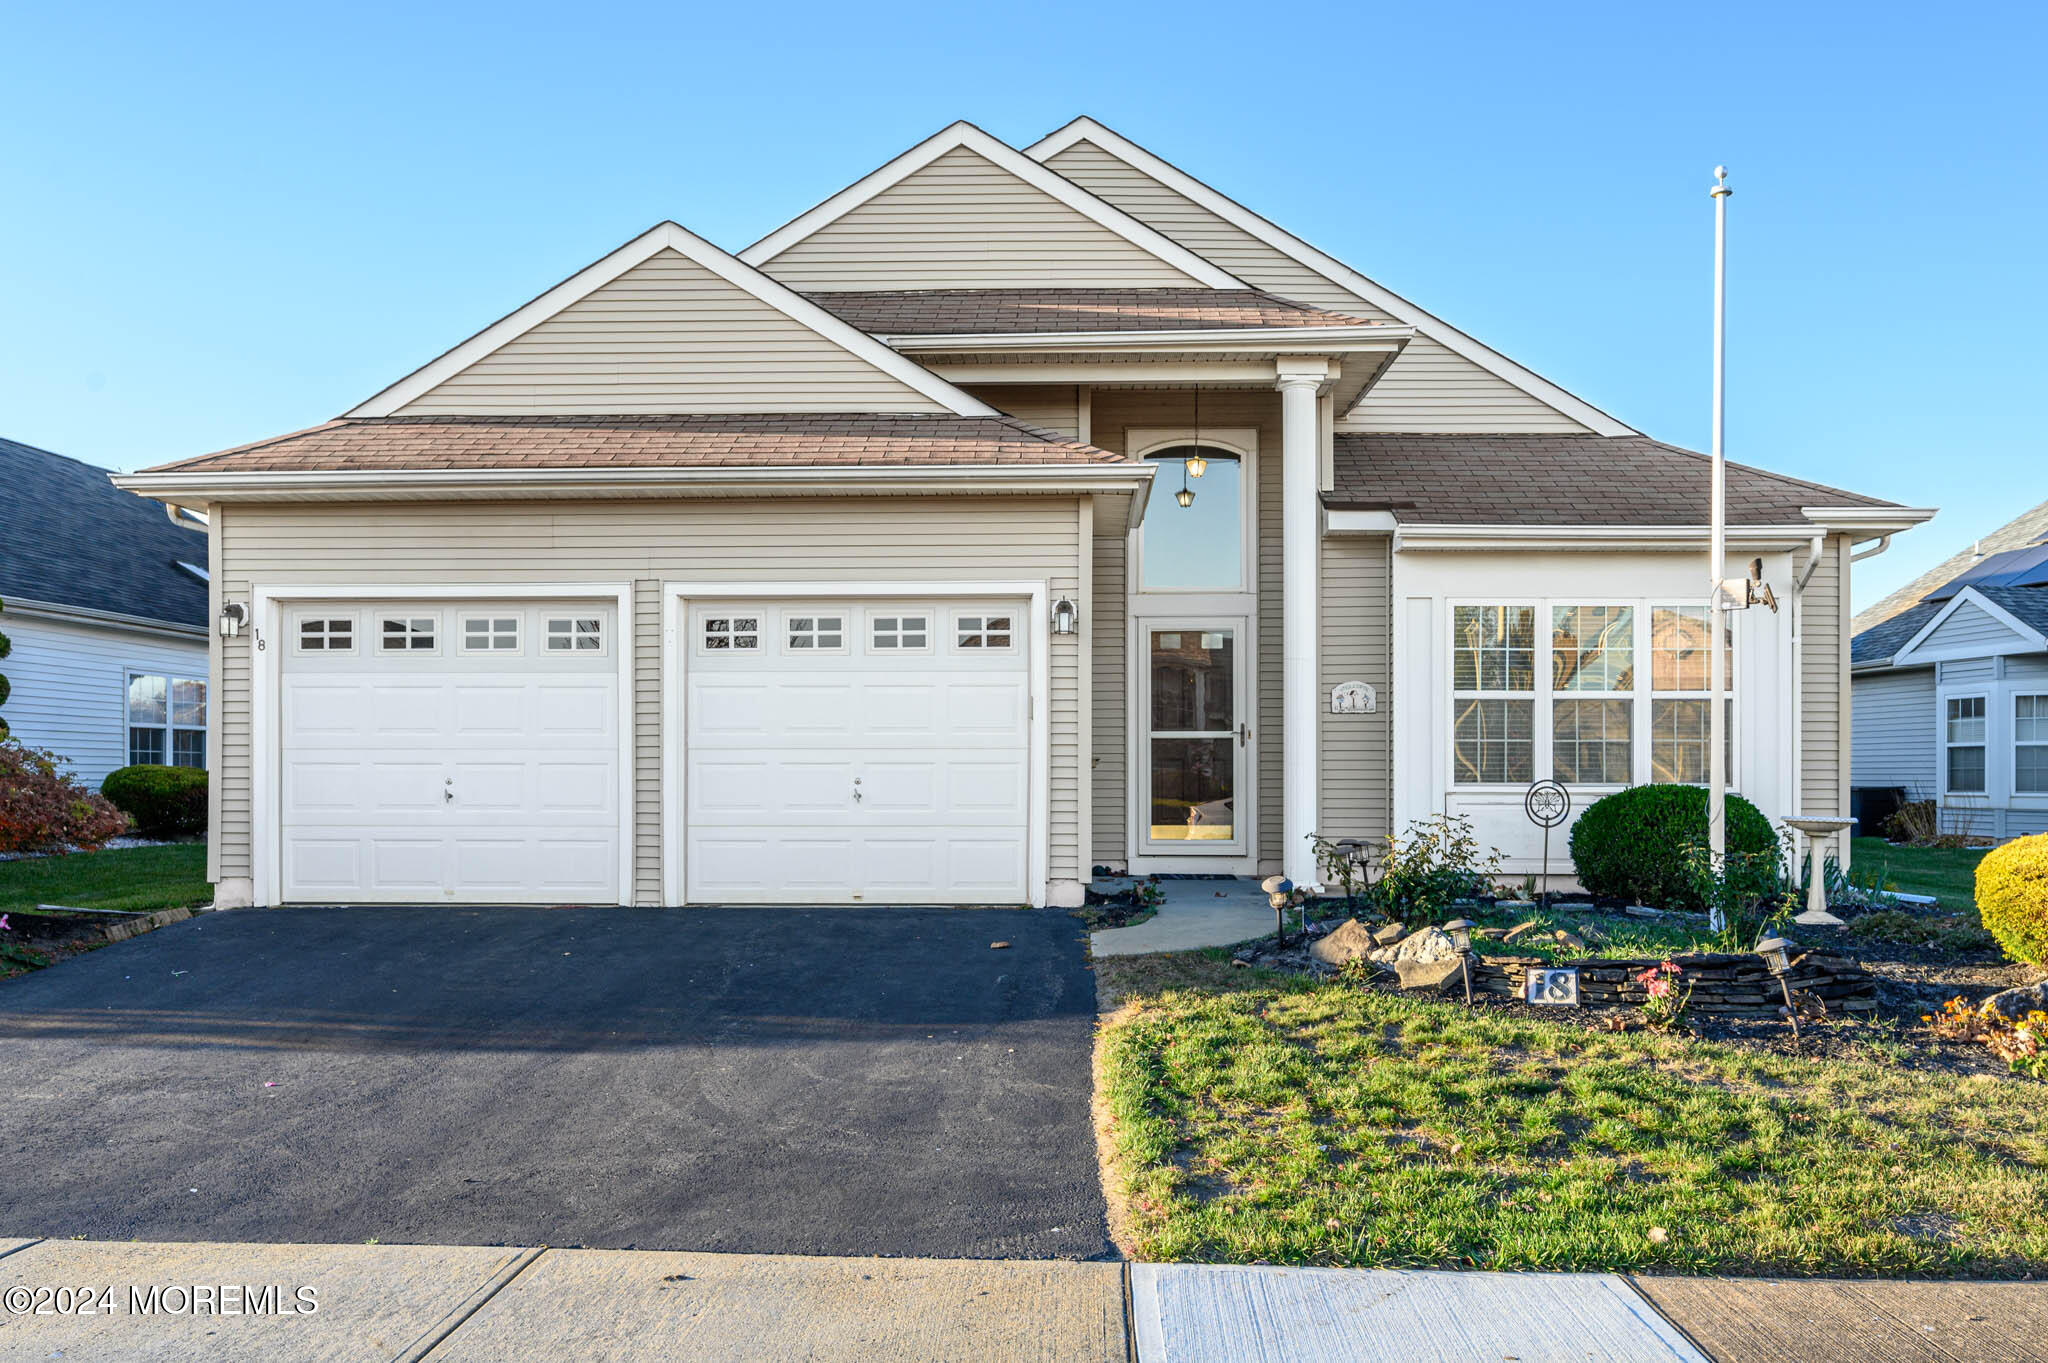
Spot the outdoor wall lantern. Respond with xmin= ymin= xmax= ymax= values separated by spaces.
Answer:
xmin=1051 ymin=597 xmax=1079 ymax=636
xmin=1443 ymin=918 xmax=1477 ymax=1004
xmin=219 ymin=602 xmax=247 ymax=638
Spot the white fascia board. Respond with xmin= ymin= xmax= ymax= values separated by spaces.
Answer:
xmin=1024 ymin=117 xmax=1636 ymax=438
xmin=885 ymin=325 xmax=1411 ymax=354
xmin=1891 ymin=586 xmax=2048 ymax=665
xmin=738 ymin=120 xmax=1244 ymax=290
xmin=345 ymin=221 xmax=994 ymax=419
xmin=1799 ymin=504 xmax=1938 ymax=536
xmin=111 ymin=462 xmax=1154 ymax=502
xmin=1389 ymin=522 xmax=1827 ymax=552
xmin=0 ymin=595 xmax=209 ymax=640
xmin=1323 ymin=509 xmax=1399 ymax=533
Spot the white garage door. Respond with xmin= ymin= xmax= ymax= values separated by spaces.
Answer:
xmin=685 ymin=600 xmax=1030 ymax=904
xmin=279 ymin=601 xmax=623 ymax=904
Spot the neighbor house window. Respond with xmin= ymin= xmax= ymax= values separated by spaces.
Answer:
xmin=1946 ymin=695 xmax=1987 ymax=793
xmin=1139 ymin=446 xmax=1243 ymax=591
xmin=549 ymin=616 xmax=606 ymax=652
xmin=128 ymin=673 xmax=206 ymax=769
xmin=870 ymin=614 xmax=928 ymax=650
xmin=1551 ymin=604 xmax=1634 ymax=784
xmin=1649 ymin=605 xmax=1734 ymax=785
xmin=1452 ymin=605 xmax=1534 ymax=784
xmin=2018 ymin=695 xmax=2048 ymax=794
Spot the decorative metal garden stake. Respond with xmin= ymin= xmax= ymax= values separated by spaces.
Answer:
xmin=1757 ymin=935 xmax=1799 ymax=1048
xmin=1444 ymin=917 xmax=1476 ymax=1005
xmin=1523 ymin=780 xmax=1570 ymax=905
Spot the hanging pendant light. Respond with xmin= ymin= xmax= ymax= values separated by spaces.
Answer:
xmin=1175 ymin=458 xmax=1195 ymax=508
xmin=1185 ymin=386 xmax=1207 ymax=477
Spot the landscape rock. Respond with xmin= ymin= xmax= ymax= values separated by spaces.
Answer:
xmin=1371 ymin=921 xmax=1408 ymax=946
xmin=1503 ymin=921 xmax=1543 ymax=944
xmin=1979 ymin=979 xmax=2048 ymax=1022
xmin=1473 ymin=926 xmax=1509 ymax=941
xmin=1553 ymin=931 xmax=1587 ymax=951
xmin=1388 ymin=926 xmax=1458 ymax=964
xmin=1310 ymin=919 xmax=1379 ymax=968
xmin=1624 ymin=905 xmax=1664 ymax=918
xmin=1394 ymin=957 xmax=1469 ymax=992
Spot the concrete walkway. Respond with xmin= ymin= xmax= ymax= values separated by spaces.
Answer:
xmin=2 ymin=1237 xmax=2043 ymax=1362
xmin=1089 ymin=876 xmax=1273 ymax=956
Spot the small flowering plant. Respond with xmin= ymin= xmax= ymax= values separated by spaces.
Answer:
xmin=1634 ymin=959 xmax=1692 ymax=1032
xmin=1926 ymin=998 xmax=2048 ymax=1079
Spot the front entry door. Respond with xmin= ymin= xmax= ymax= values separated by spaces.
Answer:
xmin=1141 ymin=622 xmax=1247 ymax=859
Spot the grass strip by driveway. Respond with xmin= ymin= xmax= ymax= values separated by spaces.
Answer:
xmin=1850 ymin=836 xmax=1987 ymax=912
xmin=1097 ymin=957 xmax=2048 ymax=1277
xmin=0 ymin=843 xmax=210 ymax=915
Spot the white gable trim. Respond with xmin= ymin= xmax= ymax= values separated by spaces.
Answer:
xmin=738 ymin=121 xmax=1244 ymax=290
xmin=1891 ymin=586 xmax=2048 ymax=666
xmin=346 ymin=222 xmax=996 ymax=419
xmin=1025 ymin=118 xmax=1636 ymax=438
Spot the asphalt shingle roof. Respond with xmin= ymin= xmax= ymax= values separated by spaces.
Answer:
xmin=1855 ymin=498 xmax=2048 ymax=633
xmin=802 ymin=288 xmax=1380 ymax=336
xmin=1 ymin=435 xmax=208 ymax=629
xmin=141 ymin=414 xmax=1132 ymax=475
xmin=1328 ymin=434 xmax=1897 ymax=527
xmin=1851 ymin=600 xmax=1942 ymax=666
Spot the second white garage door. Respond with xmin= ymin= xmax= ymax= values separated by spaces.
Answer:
xmin=684 ymin=600 xmax=1030 ymax=904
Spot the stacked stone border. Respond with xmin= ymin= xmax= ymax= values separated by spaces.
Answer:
xmin=1472 ymin=951 xmax=1876 ymax=1018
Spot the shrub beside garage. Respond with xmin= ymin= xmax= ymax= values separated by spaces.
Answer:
xmin=100 ymin=765 xmax=208 ymax=840
xmin=1569 ymin=784 xmax=1777 ymax=912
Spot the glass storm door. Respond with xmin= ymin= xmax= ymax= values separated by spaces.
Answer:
xmin=1144 ymin=624 xmax=1245 ymax=856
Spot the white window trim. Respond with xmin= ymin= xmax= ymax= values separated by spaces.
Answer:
xmin=662 ymin=582 xmax=1050 ymax=909
xmin=2016 ymin=691 xmax=2048 ymax=798
xmin=1125 ymin=428 xmax=1259 ymax=598
xmin=547 ymin=613 xmax=611 ymax=656
xmin=293 ymin=612 xmax=358 ymax=654
xmin=782 ymin=609 xmax=851 ymax=656
xmin=378 ymin=613 xmax=442 ymax=656
xmin=125 ymin=669 xmax=208 ymax=770
xmin=248 ymin=585 xmax=635 ymax=909
xmin=952 ymin=609 xmax=1020 ymax=653
xmin=1942 ymin=692 xmax=1990 ymax=797
xmin=867 ymin=609 xmax=934 ymax=654
xmin=460 ymin=613 xmax=524 ymax=655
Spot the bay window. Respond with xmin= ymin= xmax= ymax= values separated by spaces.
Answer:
xmin=1452 ymin=605 xmax=1534 ymax=784
xmin=1551 ymin=605 xmax=1634 ymax=784
xmin=1649 ymin=604 xmax=1734 ymax=785
xmin=128 ymin=672 xmax=207 ymax=769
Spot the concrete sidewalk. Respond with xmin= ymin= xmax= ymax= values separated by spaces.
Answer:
xmin=2 ymin=1237 xmax=2043 ymax=1362
xmin=1089 ymin=876 xmax=1272 ymax=956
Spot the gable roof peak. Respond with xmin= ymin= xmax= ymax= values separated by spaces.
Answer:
xmin=739 ymin=120 xmax=1244 ymax=290
xmin=346 ymin=219 xmax=995 ymax=420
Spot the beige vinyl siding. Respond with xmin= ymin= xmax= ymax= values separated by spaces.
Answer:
xmin=394 ymin=249 xmax=950 ymax=415
xmin=1850 ymin=667 xmax=1936 ymax=793
xmin=215 ymin=496 xmax=1086 ymax=903
xmin=1043 ymin=139 xmax=1593 ymax=435
xmin=1091 ymin=531 xmax=1127 ymax=864
xmin=961 ymin=384 xmax=1082 ymax=438
xmin=1319 ymin=534 xmax=1393 ymax=838
xmin=1800 ymin=534 xmax=1847 ymax=814
xmin=1087 ymin=387 xmax=1286 ymax=866
xmin=758 ymin=147 xmax=1205 ymax=291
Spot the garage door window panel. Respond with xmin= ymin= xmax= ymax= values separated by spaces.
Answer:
xmin=381 ymin=617 xmax=439 ymax=654
xmin=297 ymin=616 xmax=356 ymax=653
xmin=700 ymin=616 xmax=757 ymax=652
xmin=870 ymin=613 xmax=930 ymax=652
xmin=955 ymin=614 xmax=1014 ymax=651
xmin=786 ymin=614 xmax=846 ymax=653
xmin=462 ymin=616 xmax=522 ymax=654
xmin=549 ymin=616 xmax=608 ymax=654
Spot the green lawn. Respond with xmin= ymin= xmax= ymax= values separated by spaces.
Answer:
xmin=1850 ymin=837 xmax=1987 ymax=912
xmin=0 ymin=843 xmax=210 ymax=915
xmin=1098 ymin=958 xmax=2048 ymax=1276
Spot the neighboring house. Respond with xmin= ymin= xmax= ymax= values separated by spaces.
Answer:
xmin=1851 ymin=503 xmax=2048 ymax=841
xmin=1 ymin=435 xmax=211 ymax=787
xmin=112 ymin=118 xmax=1930 ymax=909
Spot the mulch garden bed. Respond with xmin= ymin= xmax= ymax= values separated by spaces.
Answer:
xmin=0 ymin=905 xmax=199 ymax=981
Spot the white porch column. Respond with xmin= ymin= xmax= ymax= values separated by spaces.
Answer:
xmin=1278 ymin=358 xmax=1331 ymax=886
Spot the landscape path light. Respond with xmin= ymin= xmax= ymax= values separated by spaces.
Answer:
xmin=1756 ymin=935 xmax=1801 ymax=1047
xmin=1443 ymin=918 xmax=1476 ymax=1004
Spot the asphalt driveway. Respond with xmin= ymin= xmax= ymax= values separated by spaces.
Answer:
xmin=0 ymin=906 xmax=1110 ymax=1259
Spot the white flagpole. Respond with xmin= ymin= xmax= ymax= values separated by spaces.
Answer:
xmin=1708 ymin=166 xmax=1731 ymax=932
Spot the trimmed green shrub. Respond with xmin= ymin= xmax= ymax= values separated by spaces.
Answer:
xmin=1977 ymin=833 xmax=2048 ymax=966
xmin=0 ymin=740 xmax=128 ymax=852
xmin=101 ymin=764 xmax=208 ymax=839
xmin=1569 ymin=784 xmax=1777 ymax=912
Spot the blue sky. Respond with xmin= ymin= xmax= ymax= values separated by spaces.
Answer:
xmin=5 ymin=1 xmax=2040 ymax=611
